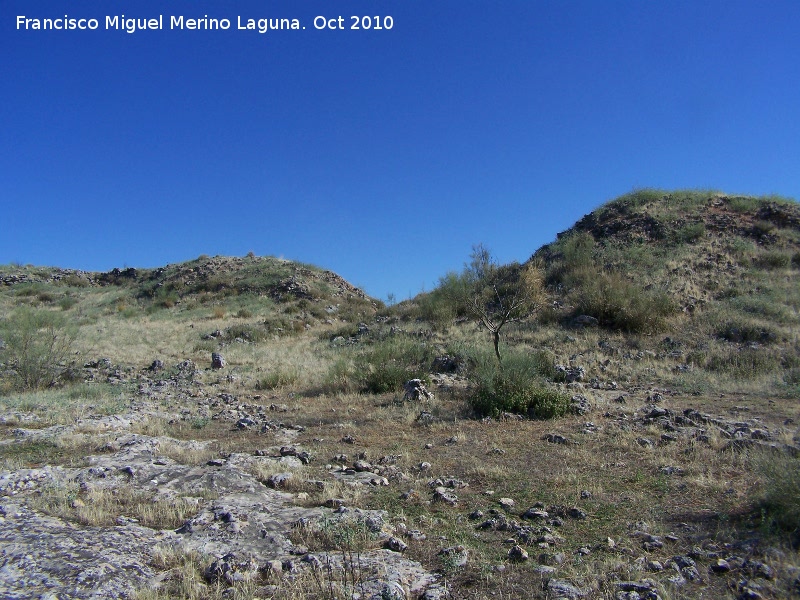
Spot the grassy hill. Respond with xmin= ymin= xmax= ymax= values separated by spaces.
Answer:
xmin=1 ymin=191 xmax=799 ymax=599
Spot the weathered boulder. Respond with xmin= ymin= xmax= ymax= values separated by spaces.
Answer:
xmin=211 ymin=352 xmax=226 ymax=369
xmin=403 ymin=379 xmax=433 ymax=402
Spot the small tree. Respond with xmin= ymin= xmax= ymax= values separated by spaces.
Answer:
xmin=458 ymin=245 xmax=545 ymax=365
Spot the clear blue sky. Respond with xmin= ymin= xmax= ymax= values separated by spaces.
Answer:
xmin=3 ymin=1 xmax=799 ymax=301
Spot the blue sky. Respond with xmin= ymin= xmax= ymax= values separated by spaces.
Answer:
xmin=3 ymin=1 xmax=799 ymax=301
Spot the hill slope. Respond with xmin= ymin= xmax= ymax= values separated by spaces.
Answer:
xmin=535 ymin=190 xmax=799 ymax=326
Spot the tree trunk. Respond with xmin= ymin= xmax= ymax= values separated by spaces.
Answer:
xmin=493 ymin=330 xmax=502 ymax=367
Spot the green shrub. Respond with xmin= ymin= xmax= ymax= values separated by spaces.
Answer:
xmin=357 ymin=336 xmax=435 ymax=394
xmin=465 ymin=349 xmax=567 ymax=418
xmin=784 ymin=368 xmax=800 ymax=386
xmin=602 ymin=188 xmax=664 ymax=216
xmin=573 ymin=272 xmax=676 ymax=333
xmin=0 ymin=308 xmax=78 ymax=390
xmin=60 ymin=274 xmax=90 ymax=288
xmin=416 ymin=271 xmax=469 ymax=329
xmin=262 ymin=315 xmax=304 ymax=337
xmin=705 ymin=348 xmax=783 ymax=379
xmin=752 ymin=449 xmax=800 ymax=539
xmin=323 ymin=357 xmax=359 ymax=394
xmin=717 ymin=322 xmax=777 ymax=344
xmin=222 ymin=323 xmax=270 ymax=343
xmin=256 ymin=369 xmax=299 ymax=390
xmin=674 ymin=222 xmax=705 ymax=244
xmin=362 ymin=361 xmax=414 ymax=394
xmin=727 ymin=196 xmax=762 ymax=213
xmin=58 ymin=297 xmax=78 ymax=311
xmin=755 ymin=251 xmax=791 ymax=270
xmin=751 ymin=220 xmax=775 ymax=238
xmin=545 ymin=232 xmax=595 ymax=285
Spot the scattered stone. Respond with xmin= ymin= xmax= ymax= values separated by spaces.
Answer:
xmin=534 ymin=565 xmax=557 ymax=575
xmin=266 ymin=473 xmax=293 ymax=489
xmin=556 ymin=365 xmax=586 ymax=383
xmin=710 ymin=558 xmax=731 ymax=573
xmin=571 ymin=395 xmax=592 ymax=415
xmin=507 ymin=545 xmax=529 ymax=561
xmin=403 ymin=379 xmax=433 ymax=402
xmin=547 ymin=578 xmax=587 ymax=598
xmin=416 ymin=411 xmax=435 ymax=425
xmin=572 ymin=315 xmax=599 ymax=327
xmin=567 ymin=507 xmax=587 ymax=520
xmin=498 ymin=497 xmax=515 ymax=511
xmin=743 ymin=559 xmax=775 ymax=580
xmin=543 ymin=433 xmax=572 ymax=445
xmin=438 ymin=545 xmax=468 ymax=568
xmin=433 ymin=487 xmax=458 ymax=506
xmin=385 ymin=537 xmax=408 ymax=553
xmin=522 ymin=508 xmax=549 ymax=520
xmin=432 ymin=355 xmax=461 ymax=373
xmin=614 ymin=580 xmax=660 ymax=600
xmin=211 ymin=352 xmax=226 ymax=369
xmin=204 ymin=552 xmax=258 ymax=585
xmin=659 ymin=465 xmax=683 ymax=476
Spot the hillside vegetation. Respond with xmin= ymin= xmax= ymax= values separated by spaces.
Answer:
xmin=1 ymin=190 xmax=799 ymax=600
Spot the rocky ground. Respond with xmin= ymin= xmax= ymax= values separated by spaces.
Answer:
xmin=1 ymin=356 xmax=799 ymax=599
xmin=0 ymin=360 xmax=446 ymax=600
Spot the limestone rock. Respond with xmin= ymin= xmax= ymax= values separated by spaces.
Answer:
xmin=404 ymin=379 xmax=433 ymax=402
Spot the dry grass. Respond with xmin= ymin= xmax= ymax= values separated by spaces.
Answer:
xmin=29 ymin=482 xmax=200 ymax=529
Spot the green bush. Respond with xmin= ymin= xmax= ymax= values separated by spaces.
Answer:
xmin=705 ymin=348 xmax=783 ymax=379
xmin=717 ymin=322 xmax=777 ymax=344
xmin=727 ymin=196 xmax=762 ymax=213
xmin=574 ymin=272 xmax=676 ymax=333
xmin=59 ymin=274 xmax=90 ymax=288
xmin=465 ymin=349 xmax=567 ymax=418
xmin=362 ymin=361 xmax=414 ymax=394
xmin=752 ymin=449 xmax=800 ymax=540
xmin=755 ymin=251 xmax=792 ymax=270
xmin=323 ymin=357 xmax=359 ymax=394
xmin=357 ymin=335 xmax=435 ymax=394
xmin=222 ymin=323 xmax=270 ymax=343
xmin=416 ymin=271 xmax=470 ymax=329
xmin=0 ymin=308 xmax=78 ymax=390
xmin=674 ymin=222 xmax=705 ymax=244
xmin=602 ymin=188 xmax=665 ymax=216
xmin=58 ymin=297 xmax=78 ymax=311
xmin=255 ymin=369 xmax=299 ymax=390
